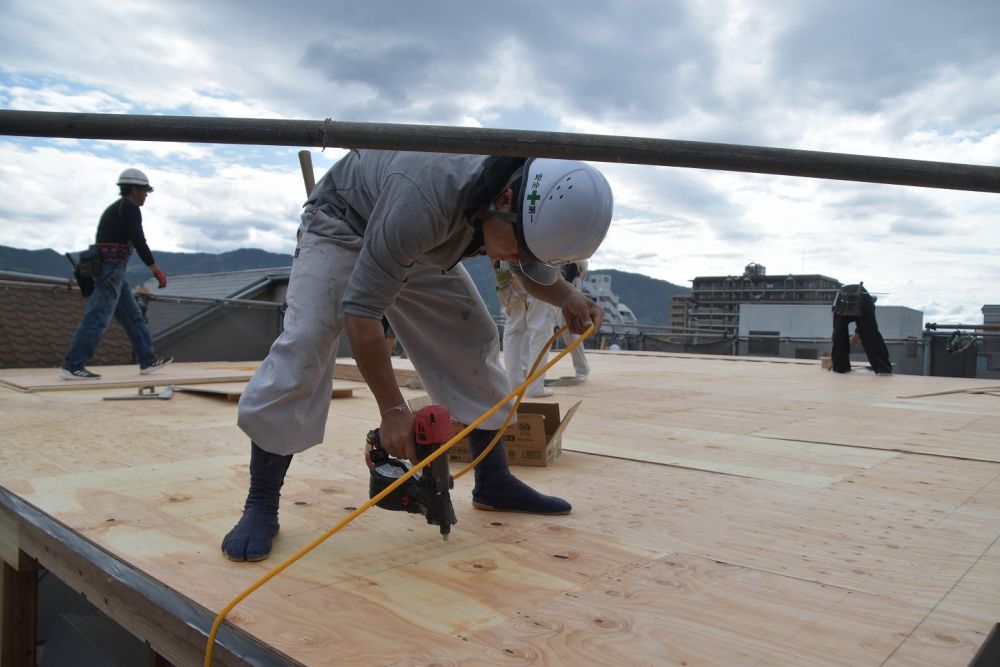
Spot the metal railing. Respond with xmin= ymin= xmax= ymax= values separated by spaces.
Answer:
xmin=2 ymin=109 xmax=999 ymax=192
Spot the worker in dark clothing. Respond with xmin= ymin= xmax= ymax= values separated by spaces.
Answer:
xmin=59 ymin=168 xmax=173 ymax=380
xmin=830 ymin=283 xmax=892 ymax=375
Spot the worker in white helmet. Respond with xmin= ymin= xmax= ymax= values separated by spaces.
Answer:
xmin=59 ymin=169 xmax=172 ymax=380
xmin=223 ymin=151 xmax=613 ymax=562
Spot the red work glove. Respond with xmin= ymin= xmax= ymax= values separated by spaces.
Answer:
xmin=153 ymin=268 xmax=168 ymax=289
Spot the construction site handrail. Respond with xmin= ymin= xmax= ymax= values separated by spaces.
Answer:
xmin=140 ymin=292 xmax=282 ymax=309
xmin=1 ymin=109 xmax=999 ymax=193
xmin=925 ymin=323 xmax=1000 ymax=331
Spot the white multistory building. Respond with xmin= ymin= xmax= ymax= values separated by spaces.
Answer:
xmin=582 ymin=274 xmax=638 ymax=332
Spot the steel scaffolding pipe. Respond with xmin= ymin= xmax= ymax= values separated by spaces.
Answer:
xmin=925 ymin=323 xmax=1000 ymax=331
xmin=1 ymin=109 xmax=999 ymax=193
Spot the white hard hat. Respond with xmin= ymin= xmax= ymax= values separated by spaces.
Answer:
xmin=117 ymin=168 xmax=153 ymax=191
xmin=513 ymin=159 xmax=612 ymax=285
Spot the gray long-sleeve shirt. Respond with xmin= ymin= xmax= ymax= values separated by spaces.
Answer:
xmin=306 ymin=150 xmax=488 ymax=319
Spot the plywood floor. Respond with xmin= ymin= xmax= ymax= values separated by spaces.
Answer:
xmin=1 ymin=351 xmax=999 ymax=666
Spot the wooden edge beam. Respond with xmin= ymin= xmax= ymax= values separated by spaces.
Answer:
xmin=0 ymin=487 xmax=299 ymax=667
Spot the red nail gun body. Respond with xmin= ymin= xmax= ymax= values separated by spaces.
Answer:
xmin=365 ymin=405 xmax=457 ymax=539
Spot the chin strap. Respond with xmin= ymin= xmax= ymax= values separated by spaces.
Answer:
xmin=460 ymin=221 xmax=486 ymax=258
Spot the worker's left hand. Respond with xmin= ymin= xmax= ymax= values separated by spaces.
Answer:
xmin=560 ymin=291 xmax=603 ymax=335
xmin=153 ymin=268 xmax=168 ymax=289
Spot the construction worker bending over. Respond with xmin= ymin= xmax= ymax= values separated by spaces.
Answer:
xmin=223 ymin=151 xmax=614 ymax=561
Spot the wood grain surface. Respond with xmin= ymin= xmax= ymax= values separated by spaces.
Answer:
xmin=1 ymin=351 xmax=998 ymax=665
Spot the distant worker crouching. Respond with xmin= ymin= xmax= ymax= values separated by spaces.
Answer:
xmin=830 ymin=282 xmax=892 ymax=375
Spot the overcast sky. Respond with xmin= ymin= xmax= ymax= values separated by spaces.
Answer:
xmin=1 ymin=0 xmax=997 ymax=323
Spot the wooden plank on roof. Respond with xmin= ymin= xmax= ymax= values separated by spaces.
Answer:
xmin=0 ymin=351 xmax=997 ymax=665
xmin=173 ymin=380 xmax=358 ymax=401
xmin=0 ymin=361 xmax=257 ymax=393
xmin=333 ymin=356 xmax=421 ymax=387
xmin=0 ymin=357 xmax=417 ymax=393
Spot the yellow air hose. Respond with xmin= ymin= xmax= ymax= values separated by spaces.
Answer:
xmin=204 ymin=323 xmax=593 ymax=666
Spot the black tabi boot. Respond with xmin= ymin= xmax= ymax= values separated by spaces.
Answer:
xmin=221 ymin=442 xmax=293 ymax=562
xmin=469 ymin=429 xmax=571 ymax=514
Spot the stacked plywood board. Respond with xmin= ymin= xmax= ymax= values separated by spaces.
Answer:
xmin=1 ymin=350 xmax=998 ymax=665
xmin=0 ymin=358 xmax=416 ymax=393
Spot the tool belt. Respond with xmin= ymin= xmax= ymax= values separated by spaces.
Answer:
xmin=832 ymin=283 xmax=865 ymax=317
xmin=94 ymin=243 xmax=133 ymax=264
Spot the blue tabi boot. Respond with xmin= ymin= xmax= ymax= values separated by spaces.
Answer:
xmin=469 ymin=429 xmax=571 ymax=515
xmin=221 ymin=442 xmax=293 ymax=562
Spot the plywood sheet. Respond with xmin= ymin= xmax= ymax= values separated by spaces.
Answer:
xmin=333 ymin=356 xmax=421 ymax=387
xmin=0 ymin=361 xmax=257 ymax=393
xmin=174 ymin=380 xmax=357 ymax=401
xmin=0 ymin=357 xmax=419 ymax=393
xmin=1 ymin=351 xmax=998 ymax=666
xmin=432 ymin=554 xmax=925 ymax=667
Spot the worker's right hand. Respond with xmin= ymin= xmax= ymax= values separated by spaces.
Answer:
xmin=560 ymin=290 xmax=603 ymax=335
xmin=379 ymin=408 xmax=417 ymax=462
xmin=152 ymin=268 xmax=168 ymax=289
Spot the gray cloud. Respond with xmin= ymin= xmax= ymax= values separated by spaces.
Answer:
xmin=292 ymin=1 xmax=714 ymax=126
xmin=832 ymin=189 xmax=948 ymax=222
xmin=888 ymin=219 xmax=944 ymax=237
xmin=175 ymin=214 xmax=288 ymax=248
xmin=302 ymin=42 xmax=435 ymax=107
xmin=774 ymin=1 xmax=1000 ymax=116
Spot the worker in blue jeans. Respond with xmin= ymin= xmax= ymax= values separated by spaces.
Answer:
xmin=60 ymin=168 xmax=172 ymax=380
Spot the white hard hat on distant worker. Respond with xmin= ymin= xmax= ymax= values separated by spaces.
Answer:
xmin=117 ymin=168 xmax=153 ymax=191
xmin=490 ymin=158 xmax=613 ymax=285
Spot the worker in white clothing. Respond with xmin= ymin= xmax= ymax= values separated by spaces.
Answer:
xmin=550 ymin=260 xmax=591 ymax=383
xmin=496 ymin=261 xmax=556 ymax=397
xmin=222 ymin=151 xmax=614 ymax=561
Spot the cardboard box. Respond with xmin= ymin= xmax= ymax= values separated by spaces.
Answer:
xmin=407 ymin=397 xmax=582 ymax=467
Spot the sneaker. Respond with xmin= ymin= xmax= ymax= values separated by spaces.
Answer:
xmin=140 ymin=357 xmax=174 ymax=375
xmin=544 ymin=375 xmax=585 ymax=387
xmin=59 ymin=367 xmax=101 ymax=380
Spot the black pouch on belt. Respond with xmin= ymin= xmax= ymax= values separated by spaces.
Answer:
xmin=77 ymin=246 xmax=102 ymax=278
xmin=65 ymin=251 xmax=95 ymax=298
